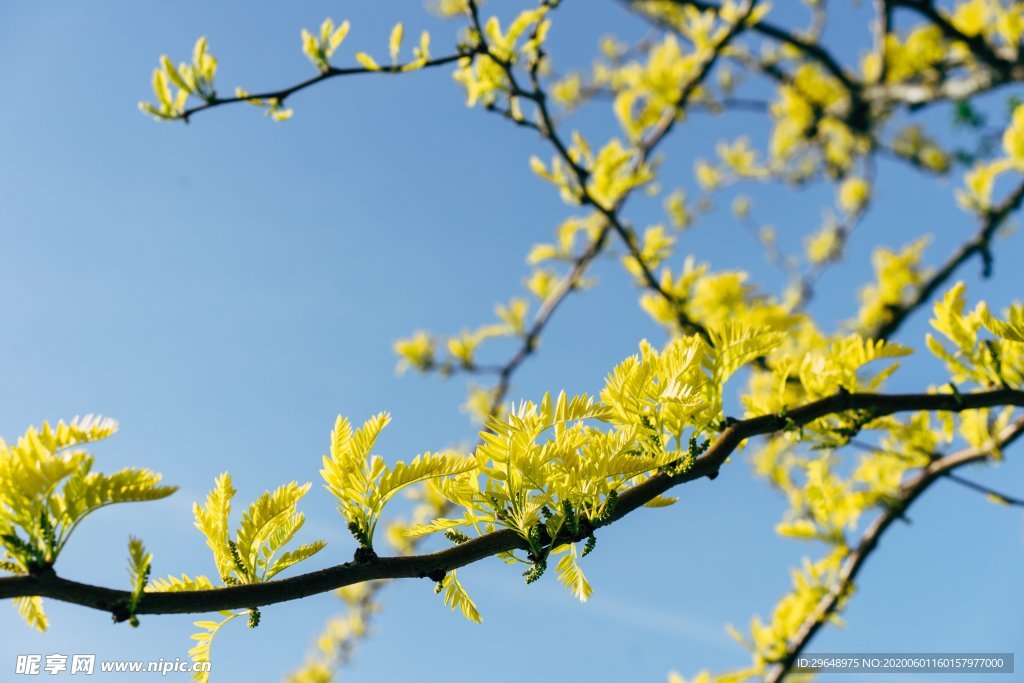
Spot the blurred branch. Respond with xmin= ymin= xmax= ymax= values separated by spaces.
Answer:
xmin=944 ymin=471 xmax=1024 ymax=507
xmin=477 ymin=0 xmax=761 ymax=343
xmin=645 ymin=0 xmax=858 ymax=92
xmin=489 ymin=226 xmax=611 ymax=414
xmin=765 ymin=415 xmax=1024 ymax=683
xmin=869 ymin=178 xmax=1024 ymax=340
xmin=892 ymin=0 xmax=1008 ymax=72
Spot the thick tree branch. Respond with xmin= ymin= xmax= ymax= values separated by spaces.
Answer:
xmin=1 ymin=387 xmax=1022 ymax=618
xmin=765 ymin=415 xmax=1024 ymax=683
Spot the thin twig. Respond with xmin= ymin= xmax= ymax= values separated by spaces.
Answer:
xmin=178 ymin=53 xmax=471 ymax=122
xmin=944 ymin=471 xmax=1024 ymax=507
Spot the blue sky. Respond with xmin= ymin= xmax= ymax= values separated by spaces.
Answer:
xmin=1 ymin=2 xmax=1022 ymax=682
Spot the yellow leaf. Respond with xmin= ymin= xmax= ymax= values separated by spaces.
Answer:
xmin=438 ymin=570 xmax=482 ymax=623
xmin=14 ymin=596 xmax=47 ymax=632
xmin=838 ymin=177 xmax=870 ymax=214
xmin=192 ymin=37 xmax=209 ymax=67
xmin=161 ymin=56 xmax=190 ymax=92
xmin=356 ymin=52 xmax=380 ymax=71
xmin=389 ymin=23 xmax=404 ymax=64
xmin=554 ymin=543 xmax=593 ymax=602
xmin=193 ymin=473 xmax=236 ymax=581
xmin=329 ymin=20 xmax=351 ymax=53
xmin=271 ymin=107 xmax=294 ymax=122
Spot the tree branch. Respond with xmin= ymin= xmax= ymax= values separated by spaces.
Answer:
xmin=866 ymin=62 xmax=1024 ymax=108
xmin=943 ymin=471 xmax=1024 ymax=508
xmin=177 ymin=53 xmax=471 ymax=122
xmin=490 ymin=226 xmax=611 ymax=413
xmin=765 ymin=415 xmax=1024 ymax=682
xmin=1 ymin=386 xmax=1022 ymax=618
xmin=510 ymin=0 xmax=758 ymax=344
xmin=646 ymin=0 xmax=859 ymax=93
xmin=892 ymin=0 xmax=1009 ymax=72
xmin=873 ymin=0 xmax=894 ymax=84
xmin=869 ymin=178 xmax=1024 ymax=340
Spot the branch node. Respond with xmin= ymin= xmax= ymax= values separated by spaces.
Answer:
xmin=110 ymin=605 xmax=132 ymax=625
xmin=26 ymin=562 xmax=55 ymax=578
xmin=980 ymin=245 xmax=994 ymax=278
xmin=353 ymin=546 xmax=379 ymax=564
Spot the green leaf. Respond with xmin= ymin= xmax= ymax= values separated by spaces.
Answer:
xmin=402 ymin=517 xmax=474 ymax=537
xmin=708 ymin=323 xmax=782 ymax=383
xmin=235 ymin=481 xmax=311 ymax=579
xmin=980 ymin=302 xmax=1024 ymax=342
xmin=438 ymin=570 xmax=482 ymax=623
xmin=187 ymin=612 xmax=240 ymax=683
xmin=323 ymin=413 xmax=472 ymax=547
xmin=369 ymin=453 xmax=475 ymax=519
xmin=554 ymin=543 xmax=592 ymax=602
xmin=265 ymin=540 xmax=326 ymax=579
xmin=193 ymin=473 xmax=236 ymax=581
xmin=54 ymin=468 xmax=177 ymax=548
xmin=148 ymin=573 xmax=215 ymax=592
xmin=14 ymin=595 xmax=47 ymax=632
xmin=126 ymin=536 xmax=152 ymax=621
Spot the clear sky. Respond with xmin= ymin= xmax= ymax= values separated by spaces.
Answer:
xmin=1 ymin=2 xmax=1021 ymax=682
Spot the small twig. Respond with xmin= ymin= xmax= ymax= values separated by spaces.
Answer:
xmin=944 ymin=471 xmax=1024 ymax=507
xmin=179 ymin=53 xmax=472 ymax=122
